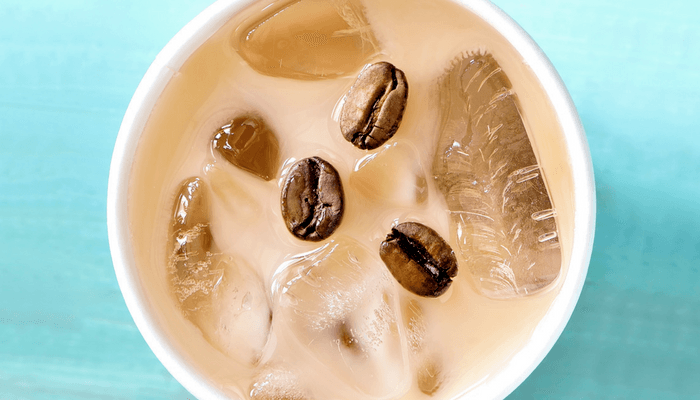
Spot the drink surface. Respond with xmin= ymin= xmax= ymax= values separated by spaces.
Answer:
xmin=128 ymin=0 xmax=570 ymax=398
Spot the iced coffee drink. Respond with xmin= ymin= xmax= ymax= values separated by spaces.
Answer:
xmin=131 ymin=0 xmax=568 ymax=398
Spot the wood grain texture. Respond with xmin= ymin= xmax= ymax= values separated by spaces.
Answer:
xmin=0 ymin=0 xmax=698 ymax=399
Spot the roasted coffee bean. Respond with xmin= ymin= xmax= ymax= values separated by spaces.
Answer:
xmin=339 ymin=62 xmax=408 ymax=150
xmin=171 ymin=177 xmax=212 ymax=270
xmin=379 ymin=222 xmax=457 ymax=297
xmin=281 ymin=157 xmax=344 ymax=241
xmin=213 ymin=115 xmax=280 ymax=181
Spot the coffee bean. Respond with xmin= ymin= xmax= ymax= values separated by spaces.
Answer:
xmin=213 ymin=115 xmax=280 ymax=181
xmin=281 ymin=157 xmax=344 ymax=241
xmin=379 ymin=222 xmax=457 ymax=297
xmin=339 ymin=62 xmax=408 ymax=150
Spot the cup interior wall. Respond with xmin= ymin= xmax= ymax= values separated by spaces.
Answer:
xmin=109 ymin=0 xmax=593 ymax=398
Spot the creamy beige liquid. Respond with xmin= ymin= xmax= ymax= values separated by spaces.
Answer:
xmin=128 ymin=0 xmax=573 ymax=398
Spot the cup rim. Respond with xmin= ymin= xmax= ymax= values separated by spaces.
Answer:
xmin=107 ymin=0 xmax=595 ymax=399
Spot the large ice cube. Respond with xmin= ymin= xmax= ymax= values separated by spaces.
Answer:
xmin=272 ymin=238 xmax=409 ymax=398
xmin=234 ymin=0 xmax=379 ymax=80
xmin=350 ymin=142 xmax=428 ymax=208
xmin=168 ymin=177 xmax=218 ymax=312
xmin=432 ymin=53 xmax=561 ymax=299
xmin=167 ymin=178 xmax=270 ymax=365
xmin=194 ymin=255 xmax=272 ymax=366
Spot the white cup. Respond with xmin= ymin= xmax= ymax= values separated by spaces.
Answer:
xmin=107 ymin=0 xmax=595 ymax=398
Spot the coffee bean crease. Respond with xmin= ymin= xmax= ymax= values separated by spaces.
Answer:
xmin=380 ymin=222 xmax=458 ymax=297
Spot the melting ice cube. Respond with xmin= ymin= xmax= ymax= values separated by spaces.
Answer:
xmin=169 ymin=252 xmax=271 ymax=366
xmin=250 ymin=364 xmax=312 ymax=400
xmin=234 ymin=0 xmax=379 ymax=80
xmin=192 ymin=255 xmax=272 ymax=366
xmin=401 ymin=299 xmax=445 ymax=395
xmin=350 ymin=142 xmax=428 ymax=207
xmin=168 ymin=178 xmax=270 ymax=365
xmin=212 ymin=116 xmax=280 ymax=181
xmin=432 ymin=53 xmax=561 ymax=299
xmin=169 ymin=177 xmax=218 ymax=311
xmin=272 ymin=238 xmax=409 ymax=398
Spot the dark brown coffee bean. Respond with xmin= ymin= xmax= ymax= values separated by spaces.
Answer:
xmin=281 ymin=157 xmax=344 ymax=241
xmin=170 ymin=177 xmax=212 ymax=271
xmin=339 ymin=62 xmax=408 ymax=150
xmin=213 ymin=115 xmax=280 ymax=181
xmin=379 ymin=222 xmax=457 ymax=297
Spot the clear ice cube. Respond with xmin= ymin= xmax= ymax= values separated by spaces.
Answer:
xmin=234 ymin=0 xmax=379 ymax=80
xmin=168 ymin=178 xmax=270 ymax=365
xmin=402 ymin=299 xmax=427 ymax=355
xmin=169 ymin=252 xmax=271 ymax=365
xmin=212 ymin=116 xmax=280 ymax=181
xmin=169 ymin=177 xmax=218 ymax=311
xmin=272 ymin=238 xmax=409 ymax=398
xmin=192 ymin=255 xmax=272 ymax=366
xmin=350 ymin=142 xmax=428 ymax=207
xmin=432 ymin=53 xmax=561 ymax=299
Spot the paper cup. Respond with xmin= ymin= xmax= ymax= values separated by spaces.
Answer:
xmin=107 ymin=0 xmax=595 ymax=398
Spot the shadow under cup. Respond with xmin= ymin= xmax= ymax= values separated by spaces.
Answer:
xmin=107 ymin=0 xmax=595 ymax=399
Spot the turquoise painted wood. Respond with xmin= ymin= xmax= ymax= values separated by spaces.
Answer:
xmin=0 ymin=0 xmax=697 ymax=399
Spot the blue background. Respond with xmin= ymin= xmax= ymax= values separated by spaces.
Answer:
xmin=1 ymin=0 xmax=698 ymax=399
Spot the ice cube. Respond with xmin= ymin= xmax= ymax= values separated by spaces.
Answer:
xmin=168 ymin=177 xmax=218 ymax=311
xmin=350 ymin=142 xmax=428 ymax=207
xmin=168 ymin=243 xmax=222 ymax=312
xmin=168 ymin=178 xmax=270 ymax=365
xmin=170 ymin=252 xmax=271 ymax=365
xmin=212 ymin=116 xmax=280 ymax=181
xmin=402 ymin=299 xmax=427 ymax=355
xmin=192 ymin=255 xmax=272 ymax=366
xmin=401 ymin=299 xmax=445 ymax=396
xmin=234 ymin=0 xmax=379 ymax=80
xmin=272 ymin=238 xmax=409 ymax=398
xmin=250 ymin=365 xmax=312 ymax=400
xmin=432 ymin=53 xmax=561 ymax=299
